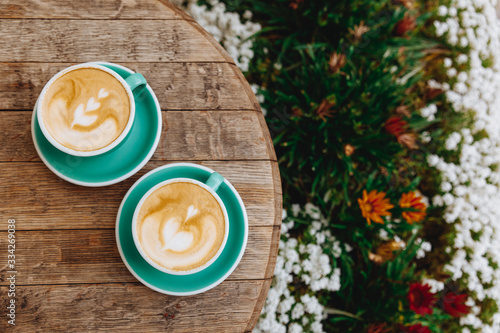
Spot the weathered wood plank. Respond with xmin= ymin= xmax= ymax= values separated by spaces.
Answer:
xmin=0 ymin=280 xmax=264 ymax=332
xmin=157 ymin=111 xmax=271 ymax=160
xmin=246 ymin=278 xmax=271 ymax=332
xmin=181 ymin=16 xmax=235 ymax=64
xmin=0 ymin=0 xmax=182 ymax=19
xmin=0 ymin=62 xmax=254 ymax=111
xmin=0 ymin=111 xmax=271 ymax=161
xmin=0 ymin=19 xmax=229 ymax=63
xmin=229 ymin=64 xmax=262 ymax=113
xmin=246 ymin=163 xmax=282 ymax=331
xmin=0 ymin=227 xmax=277 ymax=285
xmin=0 ymin=161 xmax=279 ymax=230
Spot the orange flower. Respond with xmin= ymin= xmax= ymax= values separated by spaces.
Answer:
xmin=344 ymin=144 xmax=355 ymax=156
xmin=369 ymin=240 xmax=405 ymax=264
xmin=358 ymin=190 xmax=394 ymax=225
xmin=328 ymin=52 xmax=346 ymax=73
xmin=398 ymin=133 xmax=418 ymax=149
xmin=399 ymin=192 xmax=427 ymax=224
xmin=315 ymin=99 xmax=336 ymax=122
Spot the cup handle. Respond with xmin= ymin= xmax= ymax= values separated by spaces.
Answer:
xmin=206 ymin=172 xmax=224 ymax=192
xmin=124 ymin=73 xmax=147 ymax=92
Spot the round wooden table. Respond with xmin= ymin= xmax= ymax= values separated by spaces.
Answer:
xmin=0 ymin=1 xmax=281 ymax=331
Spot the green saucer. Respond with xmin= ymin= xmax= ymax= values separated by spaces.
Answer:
xmin=31 ymin=62 xmax=162 ymax=187
xmin=116 ymin=163 xmax=248 ymax=295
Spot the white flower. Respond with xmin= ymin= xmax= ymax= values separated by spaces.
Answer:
xmin=243 ymin=10 xmax=253 ymax=20
xmin=291 ymin=304 xmax=305 ymax=320
xmin=430 ymin=1 xmax=500 ymax=329
xmin=379 ymin=229 xmax=389 ymax=240
xmin=256 ymin=204 xmax=341 ymax=331
xmin=310 ymin=321 xmax=323 ymax=333
xmin=428 ymin=154 xmax=440 ymax=166
xmin=174 ymin=0 xmax=260 ymax=72
xmin=292 ymin=204 xmax=301 ymax=217
xmin=447 ymin=67 xmax=458 ymax=77
xmin=421 ymin=104 xmax=438 ymax=121
xmin=423 ymin=278 xmax=445 ymax=293
xmin=421 ymin=131 xmax=432 ymax=143
xmin=457 ymin=54 xmax=468 ymax=64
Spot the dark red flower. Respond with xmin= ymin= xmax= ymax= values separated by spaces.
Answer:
xmin=385 ymin=116 xmax=408 ymax=137
xmin=394 ymin=15 xmax=417 ymax=36
xmin=408 ymin=283 xmax=436 ymax=315
xmin=442 ymin=292 xmax=471 ymax=317
xmin=425 ymin=87 xmax=444 ymax=100
xmin=367 ymin=323 xmax=390 ymax=333
xmin=402 ymin=324 xmax=431 ymax=333
xmin=289 ymin=0 xmax=304 ymax=10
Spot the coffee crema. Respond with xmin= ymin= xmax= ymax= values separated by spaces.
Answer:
xmin=41 ymin=68 xmax=131 ymax=152
xmin=136 ymin=182 xmax=226 ymax=272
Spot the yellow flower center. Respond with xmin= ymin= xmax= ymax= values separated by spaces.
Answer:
xmin=363 ymin=203 xmax=373 ymax=213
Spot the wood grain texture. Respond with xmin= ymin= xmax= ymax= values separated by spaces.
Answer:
xmin=0 ymin=1 xmax=281 ymax=331
xmin=156 ymin=111 xmax=271 ymax=160
xmin=0 ymin=19 xmax=228 ymax=63
xmin=246 ymin=162 xmax=282 ymax=330
xmin=0 ymin=0 xmax=183 ymax=19
xmin=246 ymin=278 xmax=272 ymax=332
xmin=0 ymin=111 xmax=271 ymax=161
xmin=0 ymin=161 xmax=279 ymax=230
xmin=0 ymin=227 xmax=278 ymax=285
xmin=178 ymin=14 xmax=235 ymax=64
xmin=0 ymin=62 xmax=255 ymax=111
xmin=0 ymin=281 xmax=264 ymax=332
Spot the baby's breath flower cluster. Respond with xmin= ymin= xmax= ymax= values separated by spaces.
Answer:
xmin=254 ymin=205 xmax=343 ymax=333
xmin=430 ymin=0 xmax=500 ymax=331
xmin=171 ymin=0 xmax=260 ymax=71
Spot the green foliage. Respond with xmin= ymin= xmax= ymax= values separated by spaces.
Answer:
xmin=199 ymin=0 xmax=489 ymax=331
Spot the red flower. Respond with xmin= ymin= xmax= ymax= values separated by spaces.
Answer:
xmin=367 ymin=323 xmax=390 ymax=333
xmin=385 ymin=116 xmax=407 ymax=137
xmin=289 ymin=0 xmax=304 ymax=10
xmin=402 ymin=324 xmax=431 ymax=333
xmin=442 ymin=292 xmax=471 ymax=317
xmin=394 ymin=15 xmax=417 ymax=36
xmin=408 ymin=283 xmax=436 ymax=315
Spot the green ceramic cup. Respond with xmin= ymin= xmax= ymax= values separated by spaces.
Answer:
xmin=31 ymin=62 xmax=162 ymax=187
xmin=131 ymin=173 xmax=230 ymax=275
xmin=116 ymin=163 xmax=249 ymax=295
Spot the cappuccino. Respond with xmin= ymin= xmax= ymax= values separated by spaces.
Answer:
xmin=41 ymin=68 xmax=131 ymax=152
xmin=136 ymin=182 xmax=226 ymax=272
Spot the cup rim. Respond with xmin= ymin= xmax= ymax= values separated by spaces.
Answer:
xmin=131 ymin=177 xmax=230 ymax=276
xmin=36 ymin=63 xmax=137 ymax=157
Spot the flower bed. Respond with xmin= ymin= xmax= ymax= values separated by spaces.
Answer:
xmin=174 ymin=0 xmax=500 ymax=331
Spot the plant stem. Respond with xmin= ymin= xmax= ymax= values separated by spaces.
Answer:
xmin=323 ymin=307 xmax=364 ymax=321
